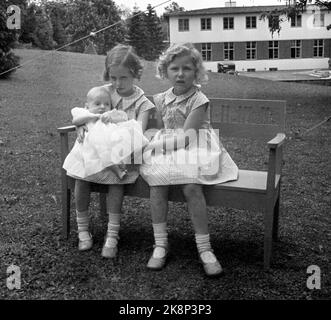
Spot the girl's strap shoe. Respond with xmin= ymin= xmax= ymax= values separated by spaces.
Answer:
xmin=78 ymin=232 xmax=93 ymax=251
xmin=147 ymin=245 xmax=169 ymax=270
xmin=101 ymin=236 xmax=118 ymax=258
xmin=199 ymin=250 xmax=224 ymax=277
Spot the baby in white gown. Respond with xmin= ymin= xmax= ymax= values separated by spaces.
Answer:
xmin=63 ymin=86 xmax=148 ymax=179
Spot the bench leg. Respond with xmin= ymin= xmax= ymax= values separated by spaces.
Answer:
xmin=100 ymin=193 xmax=107 ymax=217
xmin=272 ymin=196 xmax=280 ymax=241
xmin=264 ymin=204 xmax=275 ymax=270
xmin=62 ymin=187 xmax=71 ymax=239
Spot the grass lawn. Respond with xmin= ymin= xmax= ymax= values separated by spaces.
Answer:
xmin=0 ymin=49 xmax=330 ymax=300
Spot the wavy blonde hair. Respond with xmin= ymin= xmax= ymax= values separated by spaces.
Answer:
xmin=157 ymin=43 xmax=208 ymax=85
xmin=103 ymin=44 xmax=143 ymax=81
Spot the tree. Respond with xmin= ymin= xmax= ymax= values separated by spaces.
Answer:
xmin=32 ymin=5 xmax=54 ymax=49
xmin=0 ymin=0 xmax=21 ymax=78
xmin=261 ymin=0 xmax=331 ymax=36
xmin=143 ymin=4 xmax=165 ymax=60
xmin=164 ymin=1 xmax=185 ymax=14
xmin=127 ymin=6 xmax=148 ymax=57
xmin=162 ymin=2 xmax=185 ymax=45
xmin=127 ymin=4 xmax=166 ymax=60
xmin=46 ymin=1 xmax=68 ymax=49
xmin=64 ymin=0 xmax=125 ymax=54
xmin=20 ymin=2 xmax=38 ymax=44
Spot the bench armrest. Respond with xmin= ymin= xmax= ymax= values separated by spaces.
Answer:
xmin=266 ymin=133 xmax=285 ymax=193
xmin=267 ymin=133 xmax=286 ymax=149
xmin=57 ymin=125 xmax=76 ymax=133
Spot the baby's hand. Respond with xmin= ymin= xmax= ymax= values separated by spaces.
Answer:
xmin=100 ymin=111 xmax=113 ymax=123
xmin=92 ymin=113 xmax=101 ymax=120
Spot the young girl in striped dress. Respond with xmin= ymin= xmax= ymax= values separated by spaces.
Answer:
xmin=140 ymin=43 xmax=238 ymax=277
xmin=71 ymin=44 xmax=154 ymax=257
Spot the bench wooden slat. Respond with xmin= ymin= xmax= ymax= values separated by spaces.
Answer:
xmin=210 ymin=98 xmax=286 ymax=141
xmin=212 ymin=123 xmax=284 ymax=140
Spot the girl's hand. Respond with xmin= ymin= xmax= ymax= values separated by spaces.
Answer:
xmin=100 ymin=111 xmax=113 ymax=123
xmin=76 ymin=125 xmax=88 ymax=143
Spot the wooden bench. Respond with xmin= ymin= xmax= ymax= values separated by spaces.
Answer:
xmin=57 ymin=97 xmax=286 ymax=270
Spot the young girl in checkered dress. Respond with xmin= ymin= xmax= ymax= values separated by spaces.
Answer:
xmin=72 ymin=44 xmax=154 ymax=258
xmin=140 ymin=43 xmax=238 ymax=277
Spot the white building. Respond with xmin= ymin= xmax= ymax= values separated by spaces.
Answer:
xmin=165 ymin=4 xmax=331 ymax=72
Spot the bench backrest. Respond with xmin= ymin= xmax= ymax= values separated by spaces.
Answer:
xmin=146 ymin=96 xmax=286 ymax=141
xmin=210 ymin=98 xmax=286 ymax=140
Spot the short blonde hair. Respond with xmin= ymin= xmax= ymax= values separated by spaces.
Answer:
xmin=103 ymin=44 xmax=143 ymax=81
xmin=157 ymin=43 xmax=208 ymax=84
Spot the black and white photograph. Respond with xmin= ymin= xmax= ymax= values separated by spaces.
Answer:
xmin=0 ymin=0 xmax=330 ymax=307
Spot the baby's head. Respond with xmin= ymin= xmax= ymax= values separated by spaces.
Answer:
xmin=103 ymin=44 xmax=143 ymax=82
xmin=157 ymin=43 xmax=208 ymax=85
xmin=85 ymin=86 xmax=111 ymax=114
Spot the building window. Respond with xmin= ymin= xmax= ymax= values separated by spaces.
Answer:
xmin=201 ymin=18 xmax=212 ymax=30
xmin=246 ymin=16 xmax=257 ymax=29
xmin=313 ymin=13 xmax=325 ymax=27
xmin=313 ymin=39 xmax=324 ymax=57
xmin=224 ymin=42 xmax=234 ymax=60
xmin=269 ymin=41 xmax=279 ymax=59
xmin=223 ymin=17 xmax=234 ymax=30
xmin=201 ymin=43 xmax=212 ymax=61
xmin=178 ymin=19 xmax=189 ymax=31
xmin=268 ymin=15 xmax=280 ymax=29
xmin=290 ymin=15 xmax=302 ymax=27
xmin=291 ymin=40 xmax=301 ymax=58
xmin=246 ymin=42 xmax=256 ymax=60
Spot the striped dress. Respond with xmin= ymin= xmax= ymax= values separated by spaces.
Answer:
xmin=66 ymin=84 xmax=155 ymax=185
xmin=139 ymin=86 xmax=238 ymax=186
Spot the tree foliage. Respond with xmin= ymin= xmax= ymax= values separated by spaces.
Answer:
xmin=2 ymin=0 xmax=168 ymax=61
xmin=127 ymin=6 xmax=148 ymax=58
xmin=45 ymin=1 xmax=68 ymax=49
xmin=261 ymin=0 xmax=331 ymax=36
xmin=164 ymin=1 xmax=185 ymax=14
xmin=20 ymin=2 xmax=38 ymax=44
xmin=32 ymin=5 xmax=54 ymax=49
xmin=64 ymin=0 xmax=125 ymax=54
xmin=143 ymin=4 xmax=165 ymax=60
xmin=127 ymin=4 xmax=166 ymax=61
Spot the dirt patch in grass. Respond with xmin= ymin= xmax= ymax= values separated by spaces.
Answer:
xmin=0 ymin=49 xmax=330 ymax=300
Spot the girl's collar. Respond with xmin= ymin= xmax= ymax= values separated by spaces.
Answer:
xmin=112 ymin=85 xmax=144 ymax=109
xmin=164 ymin=85 xmax=199 ymax=105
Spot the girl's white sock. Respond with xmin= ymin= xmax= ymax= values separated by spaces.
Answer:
xmin=195 ymin=233 xmax=217 ymax=263
xmin=76 ymin=210 xmax=90 ymax=233
xmin=105 ymin=213 xmax=121 ymax=247
xmin=152 ymin=222 xmax=168 ymax=258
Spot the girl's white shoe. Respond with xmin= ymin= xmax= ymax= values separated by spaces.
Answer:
xmin=78 ymin=231 xmax=93 ymax=251
xmin=101 ymin=236 xmax=118 ymax=258
xmin=199 ymin=251 xmax=223 ymax=277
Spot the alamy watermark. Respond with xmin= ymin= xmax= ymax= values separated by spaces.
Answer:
xmin=6 ymin=264 xmax=21 ymax=290
xmin=306 ymin=265 xmax=321 ymax=290
xmin=6 ymin=5 xmax=21 ymax=30
xmin=1 ymin=263 xmax=322 ymax=292
xmin=88 ymin=128 xmax=222 ymax=176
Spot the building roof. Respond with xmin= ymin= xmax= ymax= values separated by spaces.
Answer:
xmin=165 ymin=5 xmax=288 ymax=17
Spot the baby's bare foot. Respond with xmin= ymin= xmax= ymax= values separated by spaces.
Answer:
xmin=118 ymin=169 xmax=128 ymax=180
